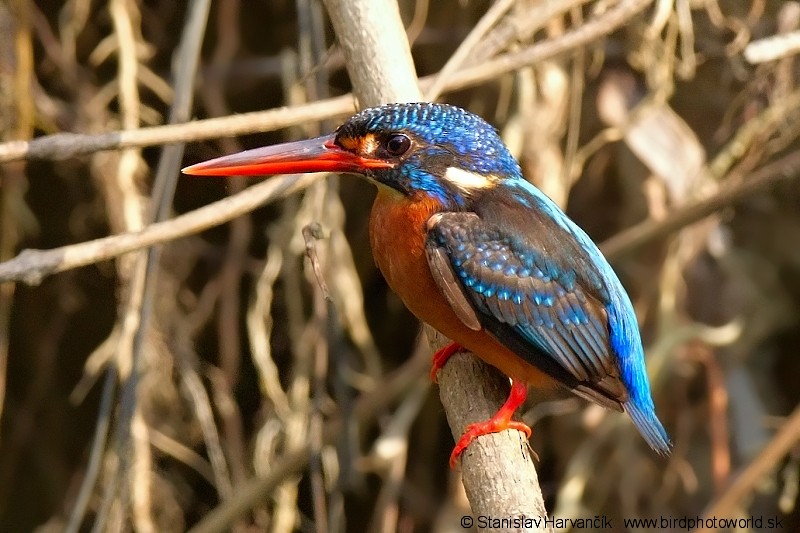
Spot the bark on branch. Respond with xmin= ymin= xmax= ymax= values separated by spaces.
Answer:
xmin=321 ymin=0 xmax=550 ymax=529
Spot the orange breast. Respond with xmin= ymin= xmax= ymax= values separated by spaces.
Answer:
xmin=368 ymin=188 xmax=555 ymax=388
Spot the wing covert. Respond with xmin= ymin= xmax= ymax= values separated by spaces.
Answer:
xmin=425 ymin=211 xmax=628 ymax=404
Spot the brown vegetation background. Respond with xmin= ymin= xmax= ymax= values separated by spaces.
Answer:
xmin=1 ymin=0 xmax=799 ymax=531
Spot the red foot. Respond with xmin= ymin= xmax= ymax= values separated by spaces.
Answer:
xmin=449 ymin=379 xmax=531 ymax=468
xmin=430 ymin=342 xmax=464 ymax=383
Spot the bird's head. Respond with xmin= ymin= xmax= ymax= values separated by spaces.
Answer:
xmin=183 ymin=103 xmax=522 ymax=209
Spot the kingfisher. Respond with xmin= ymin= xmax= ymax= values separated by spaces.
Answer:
xmin=183 ymin=102 xmax=671 ymax=466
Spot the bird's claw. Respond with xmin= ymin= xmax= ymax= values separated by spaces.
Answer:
xmin=449 ymin=419 xmax=532 ymax=468
xmin=430 ymin=342 xmax=464 ymax=383
xmin=448 ymin=379 xmax=530 ymax=468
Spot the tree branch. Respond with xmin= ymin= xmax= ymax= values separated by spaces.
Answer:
xmin=601 ymin=149 xmax=800 ymax=260
xmin=321 ymin=0 xmax=549 ymax=528
xmin=0 ymin=0 xmax=652 ymax=165
xmin=697 ymin=404 xmax=800 ymax=533
xmin=0 ymin=173 xmax=319 ymax=284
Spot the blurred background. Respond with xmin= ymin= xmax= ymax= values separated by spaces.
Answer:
xmin=1 ymin=0 xmax=799 ymax=531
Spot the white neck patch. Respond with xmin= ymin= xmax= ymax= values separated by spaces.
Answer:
xmin=443 ymin=167 xmax=497 ymax=192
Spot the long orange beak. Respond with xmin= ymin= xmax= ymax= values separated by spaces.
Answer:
xmin=182 ymin=133 xmax=394 ymax=176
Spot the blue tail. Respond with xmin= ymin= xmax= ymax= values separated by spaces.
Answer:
xmin=624 ymin=399 xmax=671 ymax=454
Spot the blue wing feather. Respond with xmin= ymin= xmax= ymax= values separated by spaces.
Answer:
xmin=431 ymin=213 xmax=615 ymax=385
xmin=426 ymin=180 xmax=671 ymax=454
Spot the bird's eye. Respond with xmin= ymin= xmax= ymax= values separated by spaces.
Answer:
xmin=384 ymin=133 xmax=411 ymax=157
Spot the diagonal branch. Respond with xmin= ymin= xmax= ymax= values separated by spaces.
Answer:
xmin=601 ymin=149 xmax=800 ymax=260
xmin=0 ymin=0 xmax=652 ymax=164
xmin=0 ymin=173 xmax=319 ymax=284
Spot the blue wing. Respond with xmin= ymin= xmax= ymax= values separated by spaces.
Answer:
xmin=426 ymin=210 xmax=628 ymax=408
xmin=425 ymin=181 xmax=671 ymax=453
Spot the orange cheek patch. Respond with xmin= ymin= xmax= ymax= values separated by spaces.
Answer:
xmin=337 ymin=135 xmax=360 ymax=151
xmin=338 ymin=134 xmax=379 ymax=155
xmin=360 ymin=133 xmax=379 ymax=154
